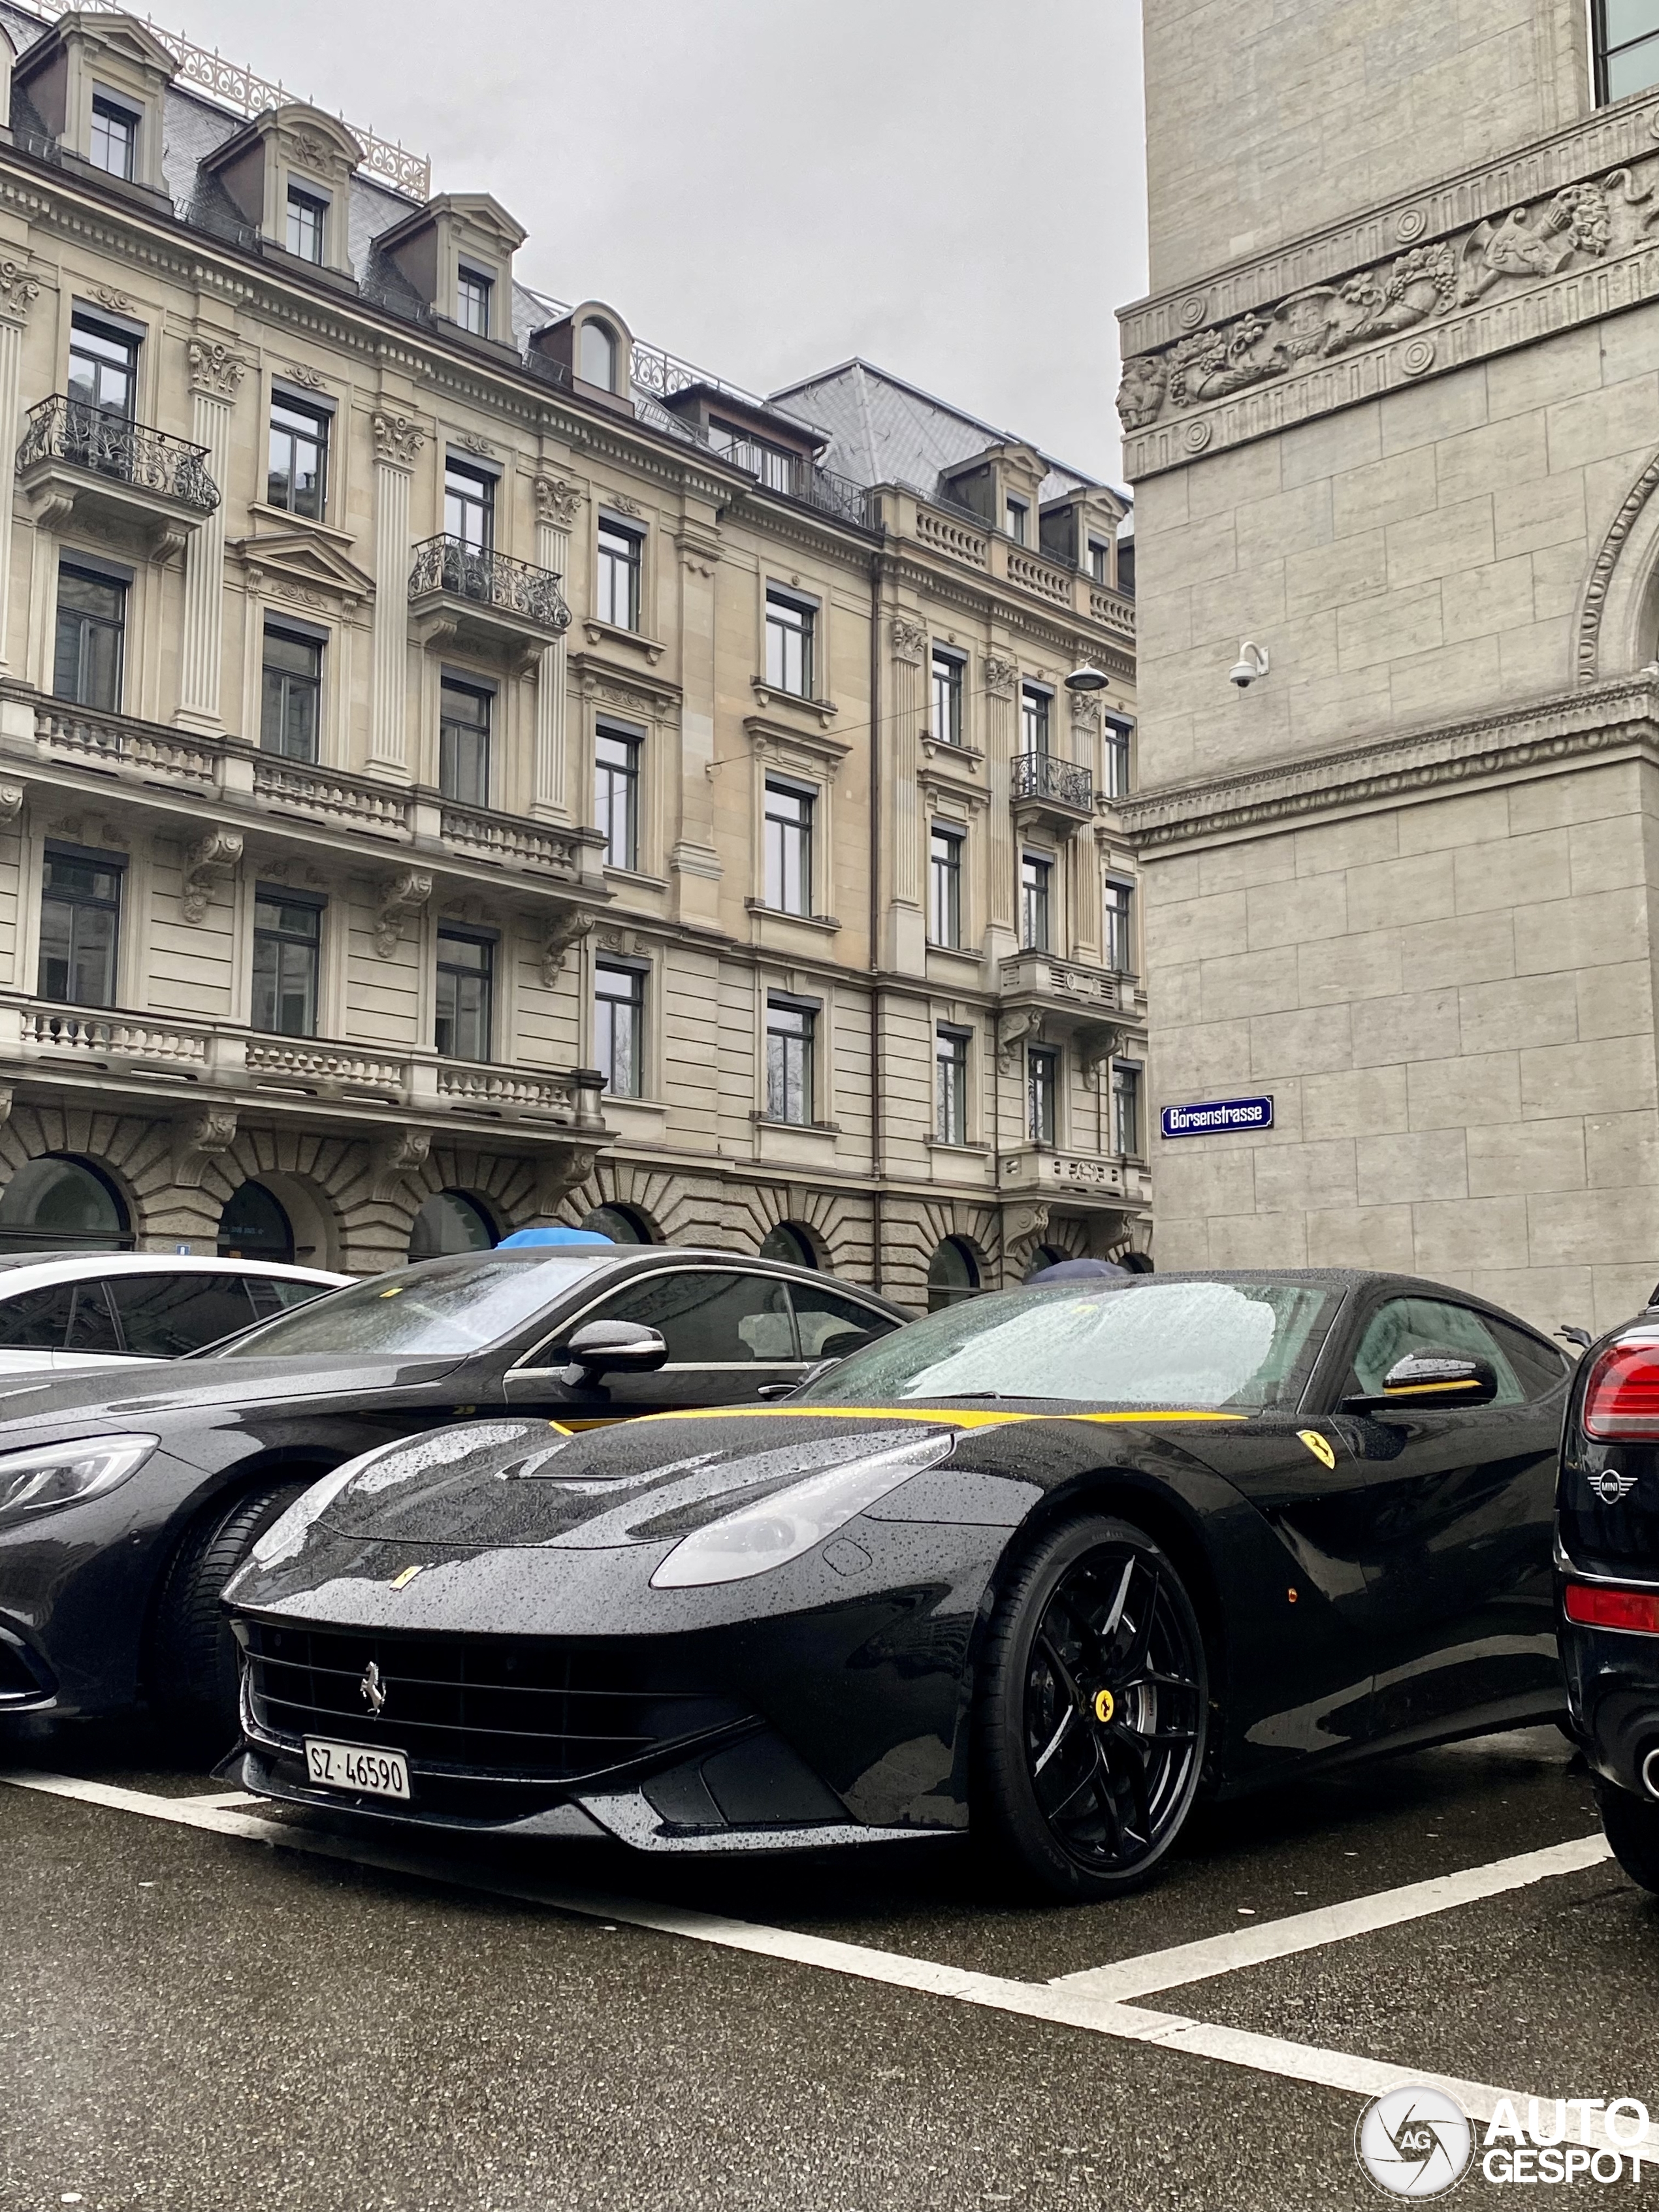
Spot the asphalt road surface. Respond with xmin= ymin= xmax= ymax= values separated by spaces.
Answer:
xmin=0 ymin=1720 xmax=1651 ymax=2211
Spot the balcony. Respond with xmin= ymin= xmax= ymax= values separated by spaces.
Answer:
xmin=17 ymin=396 xmax=219 ymax=558
xmin=408 ymin=534 xmax=572 ymax=670
xmin=5 ymin=1002 xmax=607 ymax=1140
xmin=997 ymin=950 xmax=1129 ymax=1023
xmin=997 ymin=1144 xmax=1150 ymax=1210
xmin=1010 ymin=749 xmax=1094 ymax=835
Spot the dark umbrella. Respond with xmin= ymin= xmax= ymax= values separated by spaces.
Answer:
xmin=1024 ymin=1257 xmax=1131 ymax=1285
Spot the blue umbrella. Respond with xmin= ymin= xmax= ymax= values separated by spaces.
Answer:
xmin=1025 ymin=1257 xmax=1130 ymax=1285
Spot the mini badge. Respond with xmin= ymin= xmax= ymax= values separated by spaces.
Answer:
xmin=1590 ymin=1469 xmax=1639 ymax=1504
xmin=1298 ymin=1430 xmax=1337 ymax=1470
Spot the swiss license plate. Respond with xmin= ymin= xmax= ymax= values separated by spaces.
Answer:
xmin=303 ymin=1737 xmax=410 ymax=1799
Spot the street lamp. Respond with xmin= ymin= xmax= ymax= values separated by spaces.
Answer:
xmin=1064 ymin=660 xmax=1110 ymax=692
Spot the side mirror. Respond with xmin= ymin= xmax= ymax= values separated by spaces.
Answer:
xmin=560 ymin=1320 xmax=668 ymax=1385
xmin=1341 ymin=1349 xmax=1498 ymax=1415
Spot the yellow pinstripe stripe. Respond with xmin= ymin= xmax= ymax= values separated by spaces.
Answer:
xmin=633 ymin=1404 xmax=1246 ymax=1429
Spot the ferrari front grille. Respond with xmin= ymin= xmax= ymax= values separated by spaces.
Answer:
xmin=240 ymin=1619 xmax=749 ymax=1783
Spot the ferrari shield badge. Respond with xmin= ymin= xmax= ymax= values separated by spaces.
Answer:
xmin=1297 ymin=1430 xmax=1337 ymax=1471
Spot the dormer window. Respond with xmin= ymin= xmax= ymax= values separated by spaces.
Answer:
xmin=89 ymin=94 xmax=138 ymax=180
xmin=1005 ymin=496 xmax=1029 ymax=544
xmin=285 ymin=185 xmax=326 ymax=264
xmin=457 ymin=266 xmax=492 ymax=338
xmin=580 ymin=320 xmax=619 ymax=391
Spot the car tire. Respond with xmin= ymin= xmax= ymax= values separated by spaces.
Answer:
xmin=151 ymin=1479 xmax=308 ymax=1752
xmin=974 ymin=1513 xmax=1209 ymax=1902
xmin=1598 ymin=1781 xmax=1659 ymax=1895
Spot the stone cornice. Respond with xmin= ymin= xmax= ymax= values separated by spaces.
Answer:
xmin=1118 ymin=678 xmax=1659 ymax=852
xmin=1116 ymin=91 xmax=1659 ymax=481
xmin=882 ymin=550 xmax=1135 ymax=679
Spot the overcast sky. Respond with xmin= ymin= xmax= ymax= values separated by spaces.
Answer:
xmin=185 ymin=0 xmax=1148 ymax=487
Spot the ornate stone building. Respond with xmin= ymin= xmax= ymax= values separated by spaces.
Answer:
xmin=0 ymin=3 xmax=1143 ymax=1302
xmin=1121 ymin=0 xmax=1659 ymax=1335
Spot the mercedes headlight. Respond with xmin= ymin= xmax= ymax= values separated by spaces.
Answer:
xmin=649 ymin=1430 xmax=952 ymax=1588
xmin=0 ymin=1434 xmax=159 ymax=1526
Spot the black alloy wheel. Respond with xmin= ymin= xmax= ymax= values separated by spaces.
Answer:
xmin=150 ymin=1477 xmax=310 ymax=1755
xmin=976 ymin=1515 xmax=1208 ymax=1900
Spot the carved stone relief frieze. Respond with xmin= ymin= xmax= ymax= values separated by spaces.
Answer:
xmin=1118 ymin=158 xmax=1659 ymax=456
xmin=983 ymin=651 xmax=1020 ymax=699
xmin=372 ymin=411 xmax=427 ymax=466
xmin=534 ymin=476 xmax=584 ymax=527
xmin=890 ymin=615 xmax=928 ymax=664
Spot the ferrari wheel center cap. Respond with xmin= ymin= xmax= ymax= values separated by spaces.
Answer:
xmin=1092 ymin=1687 xmax=1116 ymax=1725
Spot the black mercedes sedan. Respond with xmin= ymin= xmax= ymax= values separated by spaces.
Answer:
xmin=1556 ymin=1307 xmax=1659 ymax=1891
xmin=223 ymin=1268 xmax=1572 ymax=1900
xmin=0 ymin=1246 xmax=903 ymax=1741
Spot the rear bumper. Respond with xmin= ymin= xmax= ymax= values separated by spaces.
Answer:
xmin=1558 ymin=1558 xmax=1659 ymax=1797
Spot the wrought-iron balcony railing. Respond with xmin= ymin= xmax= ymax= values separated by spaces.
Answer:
xmin=1011 ymin=750 xmax=1094 ymax=814
xmin=710 ymin=434 xmax=877 ymax=530
xmin=408 ymin=534 xmax=572 ymax=633
xmin=17 ymin=396 xmax=219 ymax=513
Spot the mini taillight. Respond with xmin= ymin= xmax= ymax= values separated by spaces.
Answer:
xmin=1582 ymin=1341 xmax=1659 ymax=1439
xmin=1564 ymin=1583 xmax=1659 ymax=1634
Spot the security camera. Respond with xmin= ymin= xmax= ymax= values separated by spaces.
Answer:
xmin=1229 ymin=641 xmax=1270 ymax=690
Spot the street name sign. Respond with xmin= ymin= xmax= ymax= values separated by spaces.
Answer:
xmin=1160 ymin=1095 xmax=1274 ymax=1139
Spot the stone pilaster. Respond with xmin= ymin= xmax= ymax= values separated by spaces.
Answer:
xmin=984 ymin=649 xmax=1019 ymax=946
xmin=368 ymin=411 xmax=425 ymax=773
xmin=0 ymin=259 xmax=42 ymax=673
xmin=175 ymin=342 xmax=246 ymax=730
xmin=532 ymin=475 xmax=581 ymax=819
xmin=669 ymin=512 xmax=723 ymax=924
xmin=885 ymin=613 xmax=927 ymax=970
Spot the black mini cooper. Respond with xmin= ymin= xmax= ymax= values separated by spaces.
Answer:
xmin=1558 ymin=1310 xmax=1659 ymax=1889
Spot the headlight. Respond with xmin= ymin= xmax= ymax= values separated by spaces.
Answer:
xmin=0 ymin=1434 xmax=159 ymax=1525
xmin=649 ymin=1430 xmax=952 ymax=1588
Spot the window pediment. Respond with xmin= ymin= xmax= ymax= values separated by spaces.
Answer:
xmin=230 ymin=526 xmax=374 ymax=613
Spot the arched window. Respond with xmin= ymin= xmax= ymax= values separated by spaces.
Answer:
xmin=579 ymin=319 xmax=618 ymax=392
xmin=409 ymin=1190 xmax=496 ymax=1262
xmin=759 ymin=1221 xmax=817 ymax=1269
xmin=580 ymin=1202 xmax=652 ymax=1244
xmin=217 ymin=1181 xmax=294 ymax=1264
xmin=927 ymin=1236 xmax=979 ymax=1313
xmin=1023 ymin=1243 xmax=1067 ymax=1282
xmin=0 ymin=1155 xmax=128 ymax=1251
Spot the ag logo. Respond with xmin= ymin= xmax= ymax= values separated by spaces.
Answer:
xmin=1298 ymin=1429 xmax=1337 ymax=1471
xmin=1355 ymin=2085 xmax=1473 ymax=2198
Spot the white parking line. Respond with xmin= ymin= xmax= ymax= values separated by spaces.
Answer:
xmin=0 ymin=1770 xmax=1632 ymax=2151
xmin=1054 ymin=1831 xmax=1613 ymax=2002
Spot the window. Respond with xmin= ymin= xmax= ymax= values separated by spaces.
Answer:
xmin=1103 ymin=715 xmax=1133 ymax=799
xmin=251 ymin=890 xmax=321 ymax=1038
xmin=1088 ymin=537 xmax=1111 ymax=584
xmin=457 ymin=266 xmax=492 ymax=338
xmin=444 ymin=458 xmax=494 ymax=552
xmin=0 ymin=1157 xmax=128 ymax=1252
xmin=409 ymin=1190 xmax=496 ymax=1262
xmin=758 ymin=1221 xmax=816 ymax=1270
xmin=764 ymin=780 xmax=813 ymax=914
xmin=930 ymin=647 xmax=964 ymax=744
xmin=268 ymin=395 xmax=328 ymax=519
xmin=927 ymin=1236 xmax=979 ymax=1313
xmin=259 ymin=623 xmax=322 ymax=762
xmin=596 ymin=517 xmax=642 ymax=629
xmin=1020 ymin=682 xmax=1052 ymax=754
xmin=89 ymin=95 xmax=138 ymax=180
xmin=67 ymin=313 xmax=137 ymax=419
xmin=1027 ymin=1046 xmax=1059 ymax=1146
xmin=435 ymin=929 xmax=493 ymax=1061
xmin=936 ymin=1027 xmax=969 ymax=1145
xmin=53 ymin=564 xmax=125 ymax=710
xmin=39 ymin=844 xmax=122 ymax=1007
xmin=764 ymin=589 xmax=814 ymax=697
xmin=1020 ymin=853 xmax=1051 ymax=951
xmin=1112 ymin=1062 xmax=1141 ymax=1157
xmin=580 ymin=319 xmax=619 ymax=391
xmin=595 ymin=726 xmax=641 ymax=870
xmin=581 ymin=1203 xmax=652 ymax=1243
xmin=929 ymin=825 xmax=963 ymax=948
xmin=218 ymin=1181 xmax=294 ymax=1263
xmin=1347 ymin=1297 xmax=1525 ymax=1406
xmin=0 ymin=1279 xmax=114 ymax=1353
xmin=1104 ymin=879 xmax=1135 ymax=974
xmin=788 ymin=1281 xmax=897 ymax=1360
xmin=765 ymin=999 xmax=814 ymax=1123
xmin=595 ymin=960 xmax=645 ymax=1098
xmin=285 ymin=185 xmax=326 ymax=263
xmin=108 ymin=1272 xmax=264 ymax=1357
xmin=1005 ymin=496 xmax=1029 ymax=543
xmin=1596 ymin=1 xmax=1659 ymax=100
xmin=582 ymin=1268 xmax=796 ymax=1366
xmin=439 ymin=678 xmax=492 ymax=806
xmin=711 ymin=419 xmax=796 ymax=492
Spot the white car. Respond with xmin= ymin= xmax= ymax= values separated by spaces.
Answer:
xmin=0 ymin=1252 xmax=349 ymax=1373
